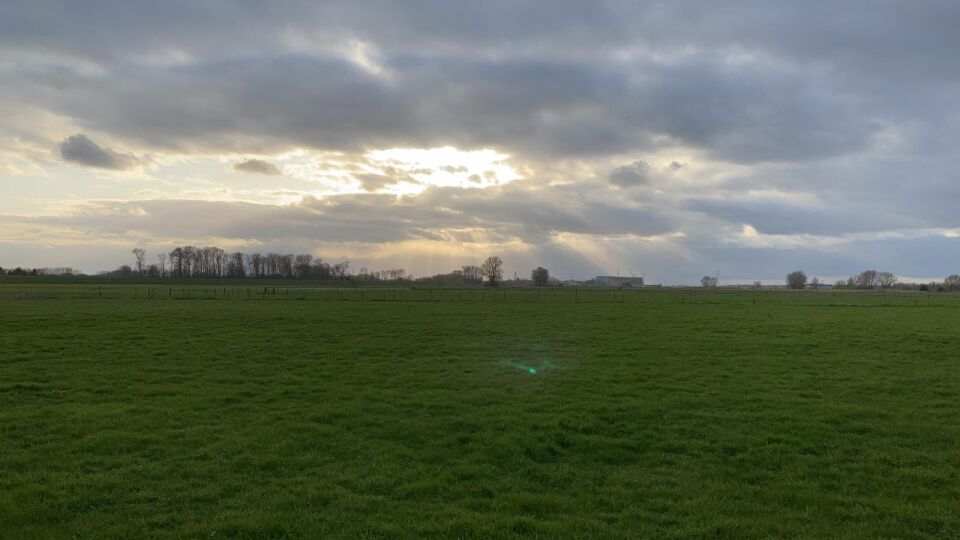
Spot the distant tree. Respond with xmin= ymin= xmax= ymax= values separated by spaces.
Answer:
xmin=332 ymin=261 xmax=350 ymax=279
xmin=311 ymin=258 xmax=331 ymax=280
xmin=786 ymin=271 xmax=807 ymax=290
xmin=855 ymin=270 xmax=878 ymax=289
xmin=700 ymin=275 xmax=717 ymax=288
xmin=480 ymin=256 xmax=504 ymax=287
xmin=810 ymin=276 xmax=820 ymax=289
xmin=531 ymin=266 xmax=550 ymax=286
xmin=182 ymin=246 xmax=196 ymax=276
xmin=878 ymin=272 xmax=897 ymax=289
xmin=131 ymin=248 xmax=146 ymax=276
xmin=169 ymin=247 xmax=183 ymax=277
xmin=227 ymin=252 xmax=245 ymax=278
xmin=461 ymin=265 xmax=482 ymax=282
xmin=944 ymin=274 xmax=960 ymax=291
xmin=248 ymin=253 xmax=263 ymax=278
xmin=157 ymin=253 xmax=167 ymax=277
xmin=294 ymin=254 xmax=313 ymax=279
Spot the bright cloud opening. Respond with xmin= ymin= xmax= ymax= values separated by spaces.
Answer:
xmin=365 ymin=146 xmax=522 ymax=195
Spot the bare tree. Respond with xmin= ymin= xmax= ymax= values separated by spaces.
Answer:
xmin=332 ymin=261 xmax=350 ymax=279
xmin=531 ymin=266 xmax=550 ymax=286
xmin=311 ymin=258 xmax=330 ymax=280
xmin=182 ymin=246 xmax=196 ymax=277
xmin=944 ymin=274 xmax=960 ymax=291
xmin=248 ymin=253 xmax=263 ymax=278
xmin=786 ymin=271 xmax=807 ymax=290
xmin=878 ymin=272 xmax=897 ymax=289
xmin=700 ymin=275 xmax=718 ymax=288
xmin=157 ymin=253 xmax=167 ymax=278
xmin=480 ymin=256 xmax=503 ymax=287
xmin=228 ymin=252 xmax=245 ymax=278
xmin=131 ymin=248 xmax=146 ymax=276
xmin=294 ymin=254 xmax=313 ymax=279
xmin=461 ymin=265 xmax=482 ymax=282
xmin=855 ymin=270 xmax=878 ymax=289
xmin=212 ymin=247 xmax=226 ymax=278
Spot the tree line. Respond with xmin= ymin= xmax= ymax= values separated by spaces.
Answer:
xmin=98 ymin=249 xmax=529 ymax=286
xmin=107 ymin=249 xmax=551 ymax=288
xmin=119 ymin=247 xmax=355 ymax=280
xmin=0 ymin=266 xmax=77 ymax=276
xmin=780 ymin=270 xmax=960 ymax=291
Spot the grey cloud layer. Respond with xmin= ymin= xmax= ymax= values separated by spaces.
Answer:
xmin=32 ymin=182 xmax=676 ymax=246
xmin=7 ymin=51 xmax=882 ymax=163
xmin=4 ymin=2 xmax=953 ymax=164
xmin=233 ymin=159 xmax=281 ymax=175
xmin=59 ymin=134 xmax=137 ymax=170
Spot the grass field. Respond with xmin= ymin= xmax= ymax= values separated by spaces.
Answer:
xmin=2 ymin=285 xmax=960 ymax=538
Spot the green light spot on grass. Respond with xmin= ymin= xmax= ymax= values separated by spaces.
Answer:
xmin=528 ymin=368 xmax=537 ymax=374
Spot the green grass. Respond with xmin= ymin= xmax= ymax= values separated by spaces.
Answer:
xmin=2 ymin=286 xmax=959 ymax=538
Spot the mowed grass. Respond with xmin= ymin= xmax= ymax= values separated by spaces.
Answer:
xmin=2 ymin=290 xmax=960 ymax=538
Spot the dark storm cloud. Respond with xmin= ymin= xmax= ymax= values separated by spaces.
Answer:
xmin=58 ymin=134 xmax=137 ymax=170
xmin=233 ymin=159 xmax=281 ymax=175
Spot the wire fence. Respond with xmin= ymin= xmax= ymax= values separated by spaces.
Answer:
xmin=1 ymin=284 xmax=959 ymax=308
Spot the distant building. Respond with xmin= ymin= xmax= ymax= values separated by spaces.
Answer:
xmin=594 ymin=275 xmax=644 ymax=287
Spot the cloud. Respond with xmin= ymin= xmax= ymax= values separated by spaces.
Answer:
xmin=6 ymin=179 xmax=676 ymax=248
xmin=609 ymin=161 xmax=652 ymax=187
xmin=6 ymin=46 xmax=881 ymax=164
xmin=58 ymin=134 xmax=137 ymax=170
xmin=5 ymin=3 xmax=960 ymax=281
xmin=233 ymin=159 xmax=281 ymax=175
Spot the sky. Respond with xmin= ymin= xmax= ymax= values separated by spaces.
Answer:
xmin=1 ymin=1 xmax=959 ymax=284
